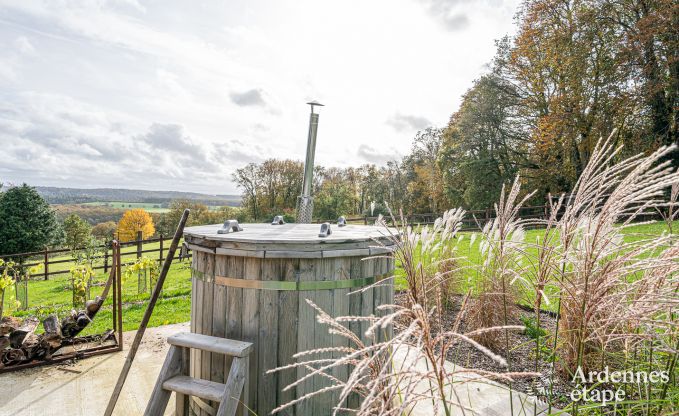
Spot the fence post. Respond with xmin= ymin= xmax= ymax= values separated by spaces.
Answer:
xmin=137 ymin=231 xmax=143 ymax=259
xmin=104 ymin=243 xmax=109 ymax=274
xmin=159 ymin=234 xmax=164 ymax=265
xmin=44 ymin=248 xmax=49 ymax=281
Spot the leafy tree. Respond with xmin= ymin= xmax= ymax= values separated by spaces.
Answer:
xmin=233 ymin=163 xmax=262 ymax=220
xmin=439 ymin=73 xmax=530 ymax=208
xmin=0 ymin=184 xmax=60 ymax=256
xmin=116 ymin=209 xmax=155 ymax=242
xmin=153 ymin=200 xmax=241 ymax=236
xmin=91 ymin=221 xmax=118 ymax=241
xmin=63 ymin=214 xmax=92 ymax=250
xmin=314 ymin=168 xmax=355 ymax=220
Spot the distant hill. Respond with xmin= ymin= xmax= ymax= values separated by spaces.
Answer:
xmin=30 ymin=186 xmax=241 ymax=207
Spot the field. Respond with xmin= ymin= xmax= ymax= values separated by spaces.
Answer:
xmin=79 ymin=201 xmax=232 ymax=214
xmin=81 ymin=201 xmax=170 ymax=213
xmin=4 ymin=220 xmax=676 ymax=339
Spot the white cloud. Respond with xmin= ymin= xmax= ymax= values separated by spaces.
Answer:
xmin=14 ymin=36 xmax=35 ymax=54
xmin=386 ymin=113 xmax=432 ymax=132
xmin=0 ymin=0 xmax=520 ymax=192
xmin=357 ymin=144 xmax=402 ymax=165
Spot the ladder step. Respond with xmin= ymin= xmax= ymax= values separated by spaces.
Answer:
xmin=167 ymin=332 xmax=253 ymax=357
xmin=162 ymin=375 xmax=225 ymax=402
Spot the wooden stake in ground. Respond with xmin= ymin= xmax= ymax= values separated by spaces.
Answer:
xmin=104 ymin=209 xmax=190 ymax=416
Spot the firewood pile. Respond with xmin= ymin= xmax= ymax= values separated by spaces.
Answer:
xmin=0 ymin=294 xmax=108 ymax=370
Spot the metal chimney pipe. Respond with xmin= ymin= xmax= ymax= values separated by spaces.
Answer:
xmin=296 ymin=100 xmax=324 ymax=223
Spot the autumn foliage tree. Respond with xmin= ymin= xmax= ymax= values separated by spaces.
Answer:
xmin=116 ymin=209 xmax=155 ymax=242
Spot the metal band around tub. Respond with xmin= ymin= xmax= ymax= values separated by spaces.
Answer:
xmin=192 ymin=270 xmax=384 ymax=291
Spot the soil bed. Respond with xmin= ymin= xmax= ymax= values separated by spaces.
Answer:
xmin=394 ymin=291 xmax=573 ymax=408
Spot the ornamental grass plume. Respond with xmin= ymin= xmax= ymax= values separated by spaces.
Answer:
xmin=268 ymin=209 xmax=538 ymax=416
xmin=467 ymin=177 xmax=534 ymax=350
xmin=551 ymin=134 xmax=679 ymax=377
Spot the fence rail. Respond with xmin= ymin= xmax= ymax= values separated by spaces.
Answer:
xmin=346 ymin=202 xmax=659 ymax=229
xmin=334 ymin=204 xmax=551 ymax=229
xmin=0 ymin=233 xmax=191 ymax=281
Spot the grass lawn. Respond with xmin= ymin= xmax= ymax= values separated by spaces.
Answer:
xmin=5 ymin=243 xmax=193 ymax=336
xmin=393 ymin=220 xmax=678 ymax=306
xmin=4 ymin=220 xmax=676 ymax=337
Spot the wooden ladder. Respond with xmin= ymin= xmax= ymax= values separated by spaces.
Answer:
xmin=145 ymin=332 xmax=253 ymax=416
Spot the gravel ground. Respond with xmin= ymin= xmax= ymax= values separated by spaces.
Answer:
xmin=394 ymin=291 xmax=573 ymax=408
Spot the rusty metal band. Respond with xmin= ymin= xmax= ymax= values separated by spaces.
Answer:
xmin=192 ymin=269 xmax=383 ymax=291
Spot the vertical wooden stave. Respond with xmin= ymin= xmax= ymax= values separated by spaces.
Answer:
xmin=211 ymin=255 xmax=227 ymax=384
xmin=241 ymin=257 xmax=261 ymax=412
xmin=311 ymin=258 xmax=335 ymax=415
xmin=225 ymin=255 xmax=244 ymax=416
xmin=295 ymin=259 xmax=315 ymax=416
xmin=331 ymin=257 xmax=351 ymax=410
xmin=277 ymin=259 xmax=299 ymax=416
xmin=258 ymin=258 xmax=280 ymax=416
xmin=347 ymin=256 xmax=365 ymax=410
xmin=190 ymin=251 xmax=205 ymax=416
xmin=201 ymin=252 xmax=215 ymax=413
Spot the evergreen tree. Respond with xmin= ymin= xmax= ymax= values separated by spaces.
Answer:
xmin=0 ymin=184 xmax=60 ymax=256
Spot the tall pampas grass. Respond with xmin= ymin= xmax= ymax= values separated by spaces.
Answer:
xmin=467 ymin=177 xmax=535 ymax=350
xmin=268 ymin=210 xmax=538 ymax=415
xmin=269 ymin=132 xmax=678 ymax=415
xmin=552 ymin=135 xmax=679 ymax=377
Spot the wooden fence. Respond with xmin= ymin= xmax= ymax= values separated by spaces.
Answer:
xmin=0 ymin=233 xmax=191 ymax=281
xmin=324 ymin=204 xmax=551 ymax=229
xmin=337 ymin=202 xmax=659 ymax=229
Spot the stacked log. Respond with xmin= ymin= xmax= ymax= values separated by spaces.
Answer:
xmin=1 ymin=253 xmax=117 ymax=370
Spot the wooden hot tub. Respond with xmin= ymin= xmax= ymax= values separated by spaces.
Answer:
xmin=183 ymin=222 xmax=395 ymax=416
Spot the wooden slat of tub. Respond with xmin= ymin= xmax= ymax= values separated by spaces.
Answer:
xmin=375 ymin=256 xmax=394 ymax=344
xmin=242 ymin=257 xmax=261 ymax=412
xmin=258 ymin=258 xmax=280 ymax=416
xmin=224 ymin=255 xmax=245 ymax=416
xmin=360 ymin=257 xmax=375 ymax=349
xmin=191 ymin=252 xmax=205 ymax=416
xmin=211 ymin=255 xmax=228 ymax=384
xmin=331 ymin=257 xmax=351 ymax=409
xmin=278 ymin=258 xmax=299 ymax=416
xmin=190 ymin=254 xmax=198 ymax=390
xmin=296 ymin=258 xmax=315 ymax=416
xmin=385 ymin=256 xmax=395 ymax=341
xmin=374 ymin=256 xmax=388 ymax=345
xmin=312 ymin=258 xmax=335 ymax=414
xmin=347 ymin=256 xmax=364 ymax=409
xmin=201 ymin=251 xmax=215 ymax=412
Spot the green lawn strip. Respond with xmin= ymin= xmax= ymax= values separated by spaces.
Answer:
xmin=393 ymin=220 xmax=678 ymax=310
xmin=7 ymin=262 xmax=192 ymax=320
xmin=7 ymin=220 xmax=675 ymax=334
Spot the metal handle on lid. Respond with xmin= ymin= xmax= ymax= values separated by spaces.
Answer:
xmin=318 ymin=222 xmax=332 ymax=237
xmin=217 ymin=219 xmax=243 ymax=234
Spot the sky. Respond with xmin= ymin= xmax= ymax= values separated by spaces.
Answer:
xmin=0 ymin=0 xmax=520 ymax=194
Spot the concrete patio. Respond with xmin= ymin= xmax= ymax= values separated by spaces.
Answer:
xmin=0 ymin=322 xmax=189 ymax=416
xmin=0 ymin=322 xmax=553 ymax=416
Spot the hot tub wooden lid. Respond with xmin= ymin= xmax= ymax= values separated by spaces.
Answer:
xmin=183 ymin=223 xmax=395 ymax=258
